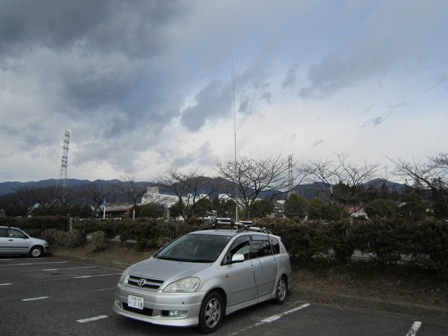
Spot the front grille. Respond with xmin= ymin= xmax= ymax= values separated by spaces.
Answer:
xmin=127 ymin=275 xmax=164 ymax=290
xmin=123 ymin=303 xmax=154 ymax=316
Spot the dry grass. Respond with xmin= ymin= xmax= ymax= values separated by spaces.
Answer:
xmin=294 ymin=259 xmax=448 ymax=309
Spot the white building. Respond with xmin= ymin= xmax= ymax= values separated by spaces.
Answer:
xmin=141 ymin=187 xmax=178 ymax=208
xmin=141 ymin=186 xmax=209 ymax=208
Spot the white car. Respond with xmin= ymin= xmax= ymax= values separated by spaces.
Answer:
xmin=0 ymin=226 xmax=49 ymax=258
xmin=114 ymin=220 xmax=292 ymax=333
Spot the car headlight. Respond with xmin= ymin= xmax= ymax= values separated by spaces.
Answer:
xmin=163 ymin=277 xmax=200 ymax=293
xmin=119 ymin=269 xmax=130 ymax=285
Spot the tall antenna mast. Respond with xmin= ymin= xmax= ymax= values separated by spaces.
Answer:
xmin=57 ymin=130 xmax=70 ymax=192
xmin=231 ymin=54 xmax=239 ymax=222
xmin=288 ymin=154 xmax=294 ymax=197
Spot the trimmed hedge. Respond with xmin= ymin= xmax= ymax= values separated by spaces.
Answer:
xmin=258 ymin=218 xmax=448 ymax=277
xmin=2 ymin=216 xmax=447 ymax=277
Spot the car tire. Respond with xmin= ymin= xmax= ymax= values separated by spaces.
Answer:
xmin=273 ymin=275 xmax=287 ymax=304
xmin=198 ymin=291 xmax=224 ymax=334
xmin=29 ymin=246 xmax=43 ymax=258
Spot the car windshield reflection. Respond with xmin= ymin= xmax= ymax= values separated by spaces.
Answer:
xmin=155 ymin=234 xmax=231 ymax=263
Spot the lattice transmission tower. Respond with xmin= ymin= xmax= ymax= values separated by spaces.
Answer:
xmin=57 ymin=130 xmax=70 ymax=190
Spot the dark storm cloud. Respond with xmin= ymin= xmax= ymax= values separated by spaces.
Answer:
xmin=0 ymin=1 xmax=186 ymax=128
xmin=180 ymin=80 xmax=232 ymax=132
xmin=0 ymin=0 xmax=183 ymax=58
xmin=2 ymin=0 xmax=447 ymax=182
xmin=0 ymin=0 xmax=186 ymax=122
xmin=0 ymin=0 xmax=191 ymax=175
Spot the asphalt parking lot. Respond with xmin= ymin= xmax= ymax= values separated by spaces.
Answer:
xmin=1 ymin=255 xmax=447 ymax=336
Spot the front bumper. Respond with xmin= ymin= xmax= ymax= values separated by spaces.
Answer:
xmin=113 ymin=283 xmax=204 ymax=327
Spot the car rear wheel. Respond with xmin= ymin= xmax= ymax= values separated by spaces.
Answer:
xmin=29 ymin=246 xmax=43 ymax=258
xmin=198 ymin=292 xmax=224 ymax=334
xmin=273 ymin=276 xmax=287 ymax=304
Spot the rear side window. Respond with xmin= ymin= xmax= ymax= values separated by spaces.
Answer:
xmin=0 ymin=228 xmax=7 ymax=237
xmin=250 ymin=235 xmax=272 ymax=258
xmin=270 ymin=237 xmax=280 ymax=255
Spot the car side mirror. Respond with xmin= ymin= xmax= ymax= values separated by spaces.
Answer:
xmin=231 ymin=254 xmax=245 ymax=263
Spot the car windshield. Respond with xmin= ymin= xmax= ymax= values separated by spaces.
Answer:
xmin=155 ymin=233 xmax=231 ymax=263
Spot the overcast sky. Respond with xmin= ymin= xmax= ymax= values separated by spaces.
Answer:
xmin=1 ymin=0 xmax=447 ymax=183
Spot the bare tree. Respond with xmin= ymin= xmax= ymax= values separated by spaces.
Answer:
xmin=117 ymin=176 xmax=148 ymax=207
xmin=157 ymin=168 xmax=219 ymax=220
xmin=9 ymin=187 xmax=36 ymax=217
xmin=216 ymin=155 xmax=290 ymax=219
xmin=76 ymin=181 xmax=119 ymax=214
xmin=28 ymin=187 xmax=58 ymax=213
xmin=390 ymin=153 xmax=448 ymax=217
xmin=303 ymin=154 xmax=380 ymax=219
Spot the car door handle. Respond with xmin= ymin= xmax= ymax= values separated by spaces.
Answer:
xmin=8 ymin=239 xmax=14 ymax=241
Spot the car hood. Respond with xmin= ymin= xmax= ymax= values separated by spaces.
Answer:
xmin=128 ymin=257 xmax=212 ymax=284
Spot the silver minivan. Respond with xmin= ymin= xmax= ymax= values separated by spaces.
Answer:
xmin=0 ymin=226 xmax=49 ymax=258
xmin=113 ymin=221 xmax=292 ymax=333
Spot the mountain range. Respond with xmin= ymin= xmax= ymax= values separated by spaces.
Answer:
xmin=0 ymin=178 xmax=406 ymax=199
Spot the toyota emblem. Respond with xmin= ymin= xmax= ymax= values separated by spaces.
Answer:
xmin=138 ymin=279 xmax=145 ymax=287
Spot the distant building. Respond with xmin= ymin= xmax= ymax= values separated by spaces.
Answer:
xmin=141 ymin=187 xmax=179 ymax=208
xmin=99 ymin=203 xmax=133 ymax=218
xmin=141 ymin=186 xmax=209 ymax=208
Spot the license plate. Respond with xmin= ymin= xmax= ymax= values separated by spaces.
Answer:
xmin=128 ymin=295 xmax=144 ymax=310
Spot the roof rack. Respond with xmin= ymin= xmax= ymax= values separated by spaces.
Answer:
xmin=205 ymin=218 xmax=272 ymax=234
xmin=208 ymin=218 xmax=235 ymax=229
xmin=234 ymin=221 xmax=272 ymax=234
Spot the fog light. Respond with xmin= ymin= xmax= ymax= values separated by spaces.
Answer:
xmin=168 ymin=310 xmax=187 ymax=317
xmin=115 ymin=299 xmax=123 ymax=309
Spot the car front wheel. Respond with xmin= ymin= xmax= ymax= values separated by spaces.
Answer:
xmin=29 ymin=246 xmax=43 ymax=258
xmin=198 ymin=292 xmax=224 ymax=334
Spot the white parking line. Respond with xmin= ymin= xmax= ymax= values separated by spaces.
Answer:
xmin=406 ymin=321 xmax=422 ymax=336
xmin=229 ymin=302 xmax=311 ymax=336
xmin=43 ymin=266 xmax=96 ymax=271
xmin=0 ymin=283 xmax=13 ymax=286
xmin=0 ymin=261 xmax=69 ymax=267
xmin=0 ymin=262 xmax=32 ymax=266
xmin=260 ymin=303 xmax=311 ymax=323
xmin=21 ymin=296 xmax=50 ymax=302
xmin=77 ymin=315 xmax=108 ymax=323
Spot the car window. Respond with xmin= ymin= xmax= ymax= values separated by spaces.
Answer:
xmin=222 ymin=236 xmax=250 ymax=265
xmin=270 ymin=237 xmax=280 ymax=254
xmin=250 ymin=235 xmax=273 ymax=258
xmin=0 ymin=228 xmax=7 ymax=238
xmin=8 ymin=229 xmax=27 ymax=239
